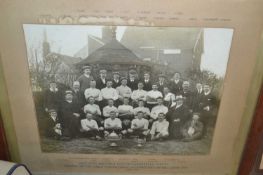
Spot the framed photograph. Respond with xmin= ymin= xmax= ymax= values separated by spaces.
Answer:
xmin=1 ymin=1 xmax=263 ymax=175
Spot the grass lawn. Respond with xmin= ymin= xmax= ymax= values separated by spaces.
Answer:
xmin=40 ymin=127 xmax=213 ymax=155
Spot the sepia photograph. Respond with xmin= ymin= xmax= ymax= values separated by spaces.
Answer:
xmin=23 ymin=25 xmax=233 ymax=155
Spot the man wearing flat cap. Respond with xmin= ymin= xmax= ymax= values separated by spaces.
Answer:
xmin=166 ymin=95 xmax=191 ymax=139
xmin=96 ymin=69 xmax=108 ymax=90
xmin=77 ymin=65 xmax=94 ymax=93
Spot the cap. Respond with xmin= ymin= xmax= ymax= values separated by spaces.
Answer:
xmin=100 ymin=69 xmax=107 ymax=73
xmin=82 ymin=65 xmax=91 ymax=70
xmin=65 ymin=90 xmax=73 ymax=95
xmin=129 ymin=69 xmax=137 ymax=75
xmin=73 ymin=81 xmax=80 ymax=86
xmin=120 ymin=77 xmax=128 ymax=81
xmin=49 ymin=109 xmax=57 ymax=113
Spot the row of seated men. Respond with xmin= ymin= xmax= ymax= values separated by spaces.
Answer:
xmin=42 ymin=89 xmax=207 ymax=142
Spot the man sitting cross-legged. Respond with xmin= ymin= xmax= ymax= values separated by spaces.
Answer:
xmin=104 ymin=110 xmax=123 ymax=137
xmin=128 ymin=111 xmax=149 ymax=139
xmin=150 ymin=113 xmax=169 ymax=141
xmin=80 ymin=112 xmax=103 ymax=140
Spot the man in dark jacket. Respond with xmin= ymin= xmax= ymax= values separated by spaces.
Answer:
xmin=112 ymin=71 xmax=121 ymax=88
xmin=141 ymin=72 xmax=152 ymax=91
xmin=169 ymin=72 xmax=183 ymax=95
xmin=77 ymin=65 xmax=94 ymax=93
xmin=96 ymin=69 xmax=108 ymax=90
xmin=178 ymin=81 xmax=194 ymax=111
xmin=127 ymin=72 xmax=139 ymax=91
xmin=58 ymin=90 xmax=81 ymax=140
xmin=166 ymin=95 xmax=191 ymax=139
xmin=198 ymin=84 xmax=216 ymax=132
xmin=44 ymin=81 xmax=63 ymax=112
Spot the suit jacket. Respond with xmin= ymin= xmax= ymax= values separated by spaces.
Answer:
xmin=112 ymin=79 xmax=121 ymax=88
xmin=77 ymin=75 xmax=94 ymax=92
xmin=178 ymin=90 xmax=194 ymax=110
xmin=58 ymin=100 xmax=81 ymax=137
xmin=199 ymin=92 xmax=215 ymax=111
xmin=156 ymin=80 xmax=168 ymax=93
xmin=192 ymin=90 xmax=204 ymax=112
xmin=127 ymin=79 xmax=139 ymax=91
xmin=43 ymin=89 xmax=63 ymax=111
xmin=169 ymin=80 xmax=183 ymax=95
xmin=141 ymin=79 xmax=152 ymax=91
xmin=96 ymin=78 xmax=107 ymax=90
xmin=166 ymin=104 xmax=191 ymax=138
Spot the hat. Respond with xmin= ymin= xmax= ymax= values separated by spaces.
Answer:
xmin=48 ymin=109 xmax=57 ymax=113
xmin=73 ymin=81 xmax=80 ymax=86
xmin=182 ymin=81 xmax=190 ymax=86
xmin=65 ymin=90 xmax=73 ymax=95
xmin=129 ymin=69 xmax=137 ymax=75
xmin=82 ymin=65 xmax=91 ymax=70
xmin=120 ymin=77 xmax=128 ymax=81
xmin=137 ymin=111 xmax=144 ymax=114
xmin=100 ymin=69 xmax=107 ymax=73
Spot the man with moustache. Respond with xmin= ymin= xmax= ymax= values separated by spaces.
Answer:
xmin=77 ymin=65 xmax=94 ymax=93
xmin=96 ymin=69 xmax=108 ymax=90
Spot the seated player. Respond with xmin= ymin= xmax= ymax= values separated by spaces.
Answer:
xmin=118 ymin=97 xmax=134 ymax=132
xmin=150 ymin=113 xmax=169 ymax=141
xmin=150 ymin=97 xmax=168 ymax=124
xmin=181 ymin=113 xmax=204 ymax=142
xmin=146 ymin=84 xmax=163 ymax=110
xmin=133 ymin=99 xmax=150 ymax=119
xmin=80 ymin=113 xmax=103 ymax=140
xmin=83 ymin=96 xmax=101 ymax=116
xmin=103 ymin=99 xmax=118 ymax=118
xmin=104 ymin=111 xmax=123 ymax=137
xmin=128 ymin=111 xmax=149 ymax=139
